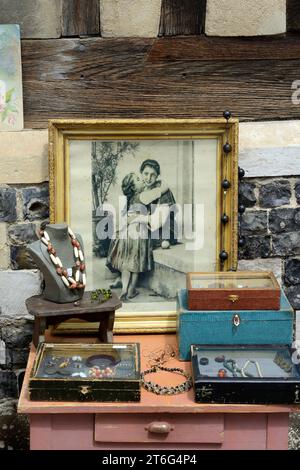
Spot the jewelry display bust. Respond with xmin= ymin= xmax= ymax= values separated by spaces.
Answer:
xmin=27 ymin=223 xmax=86 ymax=303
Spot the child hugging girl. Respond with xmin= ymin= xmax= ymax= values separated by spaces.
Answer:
xmin=106 ymin=172 xmax=168 ymax=300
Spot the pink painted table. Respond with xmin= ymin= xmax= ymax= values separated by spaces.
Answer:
xmin=18 ymin=334 xmax=299 ymax=450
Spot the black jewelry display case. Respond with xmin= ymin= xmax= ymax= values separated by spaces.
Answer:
xmin=29 ymin=343 xmax=141 ymax=402
xmin=191 ymin=344 xmax=300 ymax=405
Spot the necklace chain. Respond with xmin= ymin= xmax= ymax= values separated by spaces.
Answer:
xmin=141 ymin=345 xmax=192 ymax=396
xmin=144 ymin=345 xmax=177 ymax=368
xmin=141 ymin=366 xmax=193 ymax=396
xmin=40 ymin=227 xmax=86 ymax=290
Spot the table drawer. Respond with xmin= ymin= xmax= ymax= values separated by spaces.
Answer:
xmin=95 ymin=413 xmax=224 ymax=444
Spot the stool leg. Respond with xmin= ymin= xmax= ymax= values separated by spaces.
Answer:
xmin=33 ymin=319 xmax=40 ymax=348
xmin=33 ymin=318 xmax=46 ymax=347
xmin=98 ymin=311 xmax=115 ymax=343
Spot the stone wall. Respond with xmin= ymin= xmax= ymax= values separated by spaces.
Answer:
xmin=0 ymin=130 xmax=46 ymax=448
xmin=238 ymin=177 xmax=300 ymax=308
xmin=0 ymin=272 xmax=41 ymax=449
xmin=237 ymin=121 xmax=300 ymax=310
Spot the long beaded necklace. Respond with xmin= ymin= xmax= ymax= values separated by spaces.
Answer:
xmin=40 ymin=227 xmax=86 ymax=290
xmin=141 ymin=345 xmax=193 ymax=396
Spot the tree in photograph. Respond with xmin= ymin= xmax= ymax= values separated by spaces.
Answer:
xmin=92 ymin=141 xmax=139 ymax=211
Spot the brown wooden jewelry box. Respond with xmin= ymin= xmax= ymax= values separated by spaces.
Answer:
xmin=186 ymin=272 xmax=281 ymax=311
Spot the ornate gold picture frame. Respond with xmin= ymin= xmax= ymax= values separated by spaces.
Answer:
xmin=49 ymin=118 xmax=238 ymax=333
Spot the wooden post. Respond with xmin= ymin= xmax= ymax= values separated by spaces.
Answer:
xmin=287 ymin=0 xmax=300 ymax=32
xmin=62 ymin=0 xmax=100 ymax=36
xmin=159 ymin=0 xmax=207 ymax=36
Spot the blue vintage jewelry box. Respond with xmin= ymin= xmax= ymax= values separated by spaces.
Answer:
xmin=177 ymin=289 xmax=294 ymax=361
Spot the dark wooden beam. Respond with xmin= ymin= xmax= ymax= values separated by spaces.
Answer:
xmin=287 ymin=0 xmax=300 ymax=32
xmin=62 ymin=0 xmax=100 ymax=37
xmin=149 ymin=35 xmax=300 ymax=61
xmin=21 ymin=36 xmax=300 ymax=128
xmin=159 ymin=0 xmax=206 ymax=36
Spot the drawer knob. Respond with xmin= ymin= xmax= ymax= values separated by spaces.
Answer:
xmin=228 ymin=295 xmax=240 ymax=303
xmin=146 ymin=422 xmax=173 ymax=434
xmin=80 ymin=385 xmax=91 ymax=395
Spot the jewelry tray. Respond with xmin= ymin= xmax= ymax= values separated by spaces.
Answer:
xmin=191 ymin=344 xmax=300 ymax=405
xmin=29 ymin=343 xmax=141 ymax=402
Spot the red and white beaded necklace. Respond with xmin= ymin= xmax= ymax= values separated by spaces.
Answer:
xmin=40 ymin=227 xmax=86 ymax=290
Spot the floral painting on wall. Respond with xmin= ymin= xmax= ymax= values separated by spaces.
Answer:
xmin=0 ymin=24 xmax=23 ymax=131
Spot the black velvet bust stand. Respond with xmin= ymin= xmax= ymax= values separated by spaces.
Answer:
xmin=27 ymin=223 xmax=85 ymax=304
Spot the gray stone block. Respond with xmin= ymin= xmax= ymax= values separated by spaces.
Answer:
xmin=239 ymin=236 xmax=271 ymax=260
xmin=8 ymin=223 xmax=38 ymax=245
xmin=240 ymin=211 xmax=268 ymax=236
xmin=289 ymin=414 xmax=300 ymax=450
xmin=0 ymin=0 xmax=62 ymax=39
xmin=272 ymin=232 xmax=300 ymax=257
xmin=22 ymin=185 xmax=49 ymax=221
xmin=269 ymin=208 xmax=300 ymax=234
xmin=10 ymin=245 xmax=37 ymax=270
xmin=6 ymin=349 xmax=29 ymax=368
xmin=285 ymin=285 xmax=300 ymax=310
xmin=0 ymin=270 xmax=42 ymax=316
xmin=238 ymin=258 xmax=282 ymax=282
xmin=284 ymin=259 xmax=300 ymax=286
xmin=0 ymin=130 xmax=48 ymax=185
xmin=239 ymin=181 xmax=257 ymax=208
xmin=259 ymin=180 xmax=291 ymax=208
xmin=0 ymin=398 xmax=29 ymax=450
xmin=0 ymin=188 xmax=17 ymax=222
xmin=1 ymin=322 xmax=33 ymax=349
xmin=239 ymin=147 xmax=300 ymax=178
xmin=296 ymin=181 xmax=300 ymax=205
xmin=0 ymin=398 xmax=15 ymax=416
xmin=0 ymin=372 xmax=17 ymax=399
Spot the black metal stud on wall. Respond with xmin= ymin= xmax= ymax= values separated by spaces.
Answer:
xmin=219 ymin=110 xmax=247 ymax=266
xmin=220 ymin=250 xmax=229 ymax=262
xmin=238 ymin=167 xmax=245 ymax=179
xmin=219 ymin=110 xmax=233 ymax=267
xmin=238 ymin=166 xmax=246 ymax=248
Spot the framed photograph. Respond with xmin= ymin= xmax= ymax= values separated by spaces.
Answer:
xmin=49 ymin=119 xmax=238 ymax=333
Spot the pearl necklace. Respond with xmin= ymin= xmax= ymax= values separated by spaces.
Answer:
xmin=40 ymin=227 xmax=86 ymax=290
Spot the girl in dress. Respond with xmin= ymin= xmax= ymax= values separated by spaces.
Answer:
xmin=107 ymin=172 xmax=168 ymax=300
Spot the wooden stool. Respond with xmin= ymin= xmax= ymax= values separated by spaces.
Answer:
xmin=26 ymin=292 xmax=122 ymax=347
